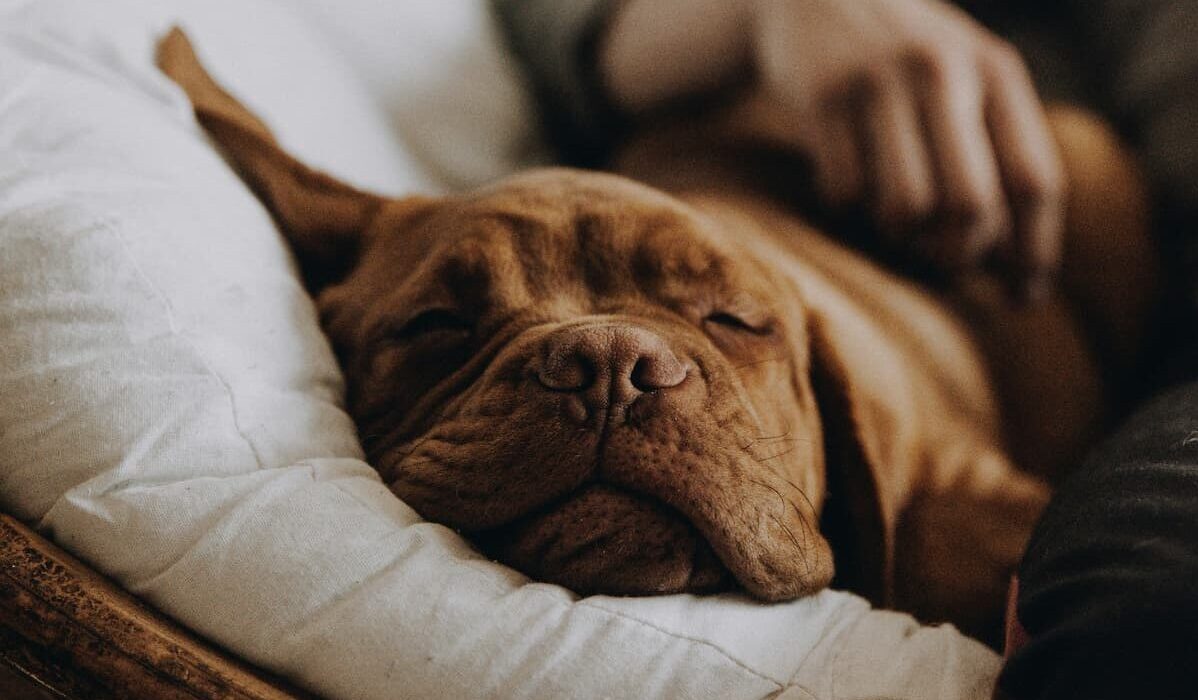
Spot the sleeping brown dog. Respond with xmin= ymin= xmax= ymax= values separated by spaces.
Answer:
xmin=157 ymin=29 xmax=1155 ymax=639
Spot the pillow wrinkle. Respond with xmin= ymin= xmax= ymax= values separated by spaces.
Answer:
xmin=99 ymin=215 xmax=269 ymax=473
xmin=576 ymin=599 xmax=789 ymax=689
xmin=51 ymin=466 xmax=330 ymax=594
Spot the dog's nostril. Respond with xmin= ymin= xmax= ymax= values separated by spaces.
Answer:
xmin=537 ymin=353 xmax=596 ymax=392
xmin=536 ymin=324 xmax=688 ymax=409
xmin=630 ymin=355 xmax=688 ymax=392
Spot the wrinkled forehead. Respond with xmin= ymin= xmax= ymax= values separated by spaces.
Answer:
xmin=395 ymin=169 xmax=740 ymax=307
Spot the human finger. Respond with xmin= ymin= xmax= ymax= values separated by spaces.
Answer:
xmin=910 ymin=45 xmax=1011 ymax=269
xmin=983 ymin=43 xmax=1066 ymax=302
xmin=861 ymin=72 xmax=937 ymax=238
xmin=809 ymin=109 xmax=866 ymax=208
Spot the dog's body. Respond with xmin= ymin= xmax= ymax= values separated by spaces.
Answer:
xmin=157 ymin=29 xmax=1154 ymax=640
xmin=611 ymin=106 xmax=1156 ymax=635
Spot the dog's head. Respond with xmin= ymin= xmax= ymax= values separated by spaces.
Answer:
xmin=316 ymin=170 xmax=838 ymax=599
xmin=158 ymin=29 xmax=895 ymax=602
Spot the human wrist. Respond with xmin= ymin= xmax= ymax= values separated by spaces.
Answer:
xmin=598 ymin=0 xmax=756 ymax=115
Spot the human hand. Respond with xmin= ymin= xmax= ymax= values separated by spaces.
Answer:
xmin=747 ymin=0 xmax=1065 ymax=298
xmin=602 ymin=0 xmax=1066 ymax=300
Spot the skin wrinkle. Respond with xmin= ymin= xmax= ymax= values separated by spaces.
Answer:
xmin=360 ymin=313 xmax=540 ymax=459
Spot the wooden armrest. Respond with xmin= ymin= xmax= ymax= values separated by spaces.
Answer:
xmin=0 ymin=514 xmax=314 ymax=699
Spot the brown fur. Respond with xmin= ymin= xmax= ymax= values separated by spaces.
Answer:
xmin=156 ymin=28 xmax=1155 ymax=640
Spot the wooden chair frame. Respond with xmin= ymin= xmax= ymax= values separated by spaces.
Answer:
xmin=0 ymin=515 xmax=311 ymax=699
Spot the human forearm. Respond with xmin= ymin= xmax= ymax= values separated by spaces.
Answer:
xmin=599 ymin=0 xmax=753 ymax=114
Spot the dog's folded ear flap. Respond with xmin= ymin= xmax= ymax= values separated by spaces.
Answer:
xmin=807 ymin=312 xmax=902 ymax=608
xmin=156 ymin=27 xmax=386 ymax=288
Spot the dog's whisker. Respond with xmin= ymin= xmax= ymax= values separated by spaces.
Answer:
xmin=746 ymin=460 xmax=822 ymax=550
xmin=753 ymin=445 xmax=800 ymax=463
xmin=751 ymin=436 xmax=807 ymax=446
xmin=738 ymin=416 xmax=796 ymax=450
xmin=758 ymin=421 xmax=798 ymax=445
xmin=768 ymin=511 xmax=802 ymax=554
xmin=741 ymin=433 xmax=807 ymax=453
xmin=792 ymin=488 xmax=819 ymax=522
xmin=768 ymin=512 xmax=814 ymax=577
xmin=742 ymin=435 xmax=795 ymax=450
xmin=746 ymin=420 xmax=794 ymax=443
xmin=748 ymin=478 xmax=798 ymax=536
xmin=742 ymin=445 xmax=809 ymax=493
xmin=744 ymin=439 xmax=808 ymax=459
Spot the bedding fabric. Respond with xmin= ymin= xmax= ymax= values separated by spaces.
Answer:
xmin=0 ymin=0 xmax=1000 ymax=698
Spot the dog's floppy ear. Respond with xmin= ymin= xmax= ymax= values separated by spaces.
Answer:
xmin=156 ymin=27 xmax=385 ymax=287
xmin=806 ymin=312 xmax=901 ymax=607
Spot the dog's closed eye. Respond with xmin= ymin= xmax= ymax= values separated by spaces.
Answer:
xmin=699 ymin=311 xmax=766 ymax=333
xmin=394 ymin=308 xmax=473 ymax=341
xmin=704 ymin=311 xmax=771 ymax=335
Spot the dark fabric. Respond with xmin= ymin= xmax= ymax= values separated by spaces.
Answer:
xmin=489 ymin=0 xmax=622 ymax=166
xmin=999 ymin=363 xmax=1198 ymax=699
xmin=1054 ymin=0 xmax=1198 ymax=362
xmin=1062 ymin=0 xmax=1198 ymax=215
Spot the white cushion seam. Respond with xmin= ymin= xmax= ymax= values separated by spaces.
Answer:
xmin=574 ymin=599 xmax=787 ymax=689
xmin=784 ymin=595 xmax=856 ymax=688
xmin=765 ymin=685 xmax=821 ymax=700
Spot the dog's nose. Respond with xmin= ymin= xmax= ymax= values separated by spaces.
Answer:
xmin=536 ymin=325 xmax=688 ymax=414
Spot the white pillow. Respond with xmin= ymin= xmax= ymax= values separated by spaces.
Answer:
xmin=0 ymin=1 xmax=1000 ymax=698
xmin=287 ymin=0 xmax=553 ymax=190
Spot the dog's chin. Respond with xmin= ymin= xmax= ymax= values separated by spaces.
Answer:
xmin=476 ymin=484 xmax=733 ymax=596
